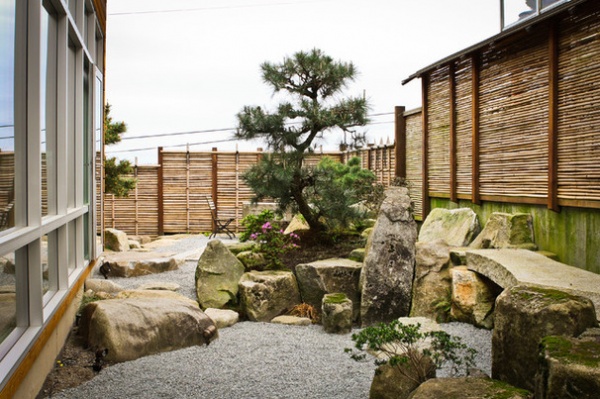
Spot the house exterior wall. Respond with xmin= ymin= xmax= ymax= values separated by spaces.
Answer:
xmin=0 ymin=0 xmax=105 ymax=397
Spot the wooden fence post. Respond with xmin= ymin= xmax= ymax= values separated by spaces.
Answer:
xmin=421 ymin=75 xmax=431 ymax=218
xmin=548 ymin=21 xmax=559 ymax=212
xmin=211 ymin=147 xmax=218 ymax=232
xmin=394 ymin=106 xmax=406 ymax=179
xmin=449 ymin=61 xmax=458 ymax=203
xmin=471 ymin=53 xmax=481 ymax=206
xmin=157 ymin=146 xmax=164 ymax=235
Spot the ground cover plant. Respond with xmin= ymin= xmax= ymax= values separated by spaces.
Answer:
xmin=346 ymin=320 xmax=477 ymax=385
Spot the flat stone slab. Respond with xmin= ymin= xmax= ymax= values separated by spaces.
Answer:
xmin=466 ymin=249 xmax=600 ymax=319
xmin=271 ymin=315 xmax=311 ymax=326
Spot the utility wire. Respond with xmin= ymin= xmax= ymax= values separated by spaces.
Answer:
xmin=106 ymin=119 xmax=395 ymax=154
xmin=119 ymin=112 xmax=394 ymax=141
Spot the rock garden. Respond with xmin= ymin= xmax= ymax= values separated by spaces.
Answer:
xmin=34 ymin=186 xmax=600 ymax=399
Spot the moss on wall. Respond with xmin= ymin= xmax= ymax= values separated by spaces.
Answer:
xmin=428 ymin=198 xmax=600 ymax=274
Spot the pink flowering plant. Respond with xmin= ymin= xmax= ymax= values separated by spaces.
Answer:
xmin=240 ymin=210 xmax=300 ymax=269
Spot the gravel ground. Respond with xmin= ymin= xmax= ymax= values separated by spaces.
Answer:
xmin=53 ymin=234 xmax=492 ymax=399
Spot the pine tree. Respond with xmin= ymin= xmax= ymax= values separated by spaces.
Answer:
xmin=236 ymin=49 xmax=370 ymax=233
xmin=104 ymin=104 xmax=136 ymax=197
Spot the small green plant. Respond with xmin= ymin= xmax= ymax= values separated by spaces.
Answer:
xmin=432 ymin=289 xmax=453 ymax=323
xmin=249 ymin=221 xmax=300 ymax=269
xmin=239 ymin=210 xmax=275 ymax=242
xmin=240 ymin=209 xmax=300 ymax=269
xmin=346 ymin=320 xmax=477 ymax=385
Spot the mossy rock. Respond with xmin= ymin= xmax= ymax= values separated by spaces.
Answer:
xmin=226 ymin=241 xmax=256 ymax=255
xmin=348 ymin=248 xmax=365 ymax=262
xmin=236 ymin=250 xmax=268 ymax=271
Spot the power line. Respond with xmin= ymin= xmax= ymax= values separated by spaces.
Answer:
xmin=119 ymin=112 xmax=394 ymax=141
xmin=109 ymin=0 xmax=333 ymax=16
xmin=106 ymin=118 xmax=395 ymax=154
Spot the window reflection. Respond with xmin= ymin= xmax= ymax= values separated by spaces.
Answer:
xmin=0 ymin=251 xmax=16 ymax=344
xmin=0 ymin=0 xmax=16 ymax=232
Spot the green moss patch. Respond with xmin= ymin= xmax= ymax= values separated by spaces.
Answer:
xmin=485 ymin=378 xmax=532 ymax=399
xmin=513 ymin=285 xmax=578 ymax=304
xmin=323 ymin=293 xmax=349 ymax=304
xmin=542 ymin=335 xmax=600 ymax=368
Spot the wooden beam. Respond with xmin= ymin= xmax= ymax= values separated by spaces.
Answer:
xmin=449 ymin=62 xmax=457 ymax=203
xmin=394 ymin=105 xmax=406 ymax=178
xmin=211 ymin=147 xmax=218 ymax=211
xmin=157 ymin=147 xmax=164 ymax=235
xmin=471 ymin=53 xmax=481 ymax=205
xmin=421 ymin=75 xmax=430 ymax=218
xmin=548 ymin=21 xmax=560 ymax=212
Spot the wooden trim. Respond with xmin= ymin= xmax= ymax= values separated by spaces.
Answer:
xmin=91 ymin=0 xmax=107 ymax=34
xmin=548 ymin=21 xmax=560 ymax=212
xmin=211 ymin=148 xmax=218 ymax=230
xmin=480 ymin=195 xmax=547 ymax=205
xmin=394 ymin=106 xmax=406 ymax=178
xmin=157 ymin=147 xmax=164 ymax=235
xmin=471 ymin=53 xmax=481 ymax=205
xmin=0 ymin=261 xmax=96 ymax=399
xmin=421 ymin=75 xmax=430 ymax=218
xmin=558 ymin=198 xmax=600 ymax=210
xmin=449 ymin=62 xmax=457 ymax=203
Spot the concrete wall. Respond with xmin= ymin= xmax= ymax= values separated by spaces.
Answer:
xmin=430 ymin=198 xmax=600 ymax=274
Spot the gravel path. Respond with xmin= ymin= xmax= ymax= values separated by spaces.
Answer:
xmin=51 ymin=235 xmax=492 ymax=399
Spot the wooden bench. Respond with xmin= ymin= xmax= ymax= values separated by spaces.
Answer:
xmin=206 ymin=195 xmax=235 ymax=239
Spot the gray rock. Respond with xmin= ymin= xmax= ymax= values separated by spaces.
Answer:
xmin=236 ymin=250 xmax=268 ymax=271
xmin=360 ymin=187 xmax=417 ymax=327
xmin=195 ymin=240 xmax=245 ymax=309
xmin=85 ymin=279 xmax=124 ymax=294
xmin=450 ymin=267 xmax=501 ymax=329
xmin=226 ymin=241 xmax=256 ymax=255
xmin=348 ymin=248 xmax=365 ymax=262
xmin=283 ymin=214 xmax=310 ymax=234
xmin=104 ymin=228 xmax=130 ymax=252
xmin=78 ymin=298 xmax=218 ymax=362
xmin=418 ymin=207 xmax=480 ymax=247
xmin=295 ymin=258 xmax=362 ymax=321
xmin=469 ymin=212 xmax=535 ymax=249
xmin=466 ymin=249 xmax=600 ymax=320
xmin=204 ymin=308 xmax=239 ymax=329
xmin=492 ymin=285 xmax=598 ymax=391
xmin=1 ymin=256 xmax=15 ymax=274
xmin=536 ymin=332 xmax=600 ymax=399
xmin=370 ymin=361 xmax=435 ymax=399
xmin=107 ymin=257 xmax=181 ymax=278
xmin=321 ymin=293 xmax=353 ymax=334
xmin=410 ymin=240 xmax=452 ymax=322
xmin=271 ymin=315 xmax=312 ymax=326
xmin=114 ymin=289 xmax=199 ymax=307
xmin=407 ymin=377 xmax=532 ymax=399
xmin=128 ymin=239 xmax=142 ymax=249
xmin=136 ymin=281 xmax=181 ymax=291
xmin=238 ymin=271 xmax=301 ymax=322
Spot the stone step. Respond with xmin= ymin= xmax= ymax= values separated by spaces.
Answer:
xmin=466 ymin=249 xmax=600 ymax=319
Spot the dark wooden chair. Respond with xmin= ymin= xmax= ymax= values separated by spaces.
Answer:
xmin=0 ymin=202 xmax=13 ymax=231
xmin=206 ymin=195 xmax=235 ymax=239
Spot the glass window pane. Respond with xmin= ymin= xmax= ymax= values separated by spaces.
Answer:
xmin=0 ymin=250 xmax=16 ymax=345
xmin=0 ymin=0 xmax=16 ymax=233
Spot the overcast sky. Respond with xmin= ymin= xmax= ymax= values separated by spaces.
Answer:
xmin=105 ymin=0 xmax=504 ymax=164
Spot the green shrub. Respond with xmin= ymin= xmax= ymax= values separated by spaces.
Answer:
xmin=346 ymin=320 xmax=477 ymax=385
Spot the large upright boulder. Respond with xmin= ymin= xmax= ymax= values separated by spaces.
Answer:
xmin=295 ymin=258 xmax=362 ymax=321
xmin=469 ymin=212 xmax=535 ymax=249
xmin=104 ymin=228 xmax=130 ymax=252
xmin=238 ymin=271 xmax=301 ymax=322
xmin=418 ymin=208 xmax=480 ymax=247
xmin=78 ymin=298 xmax=217 ymax=362
xmin=410 ymin=240 xmax=452 ymax=321
xmin=492 ymin=285 xmax=598 ymax=391
xmin=360 ymin=186 xmax=417 ymax=327
xmin=195 ymin=240 xmax=245 ymax=309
